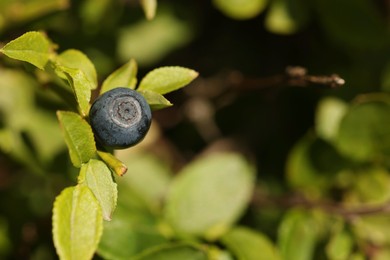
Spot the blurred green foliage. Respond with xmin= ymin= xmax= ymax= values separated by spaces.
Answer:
xmin=0 ymin=0 xmax=390 ymax=259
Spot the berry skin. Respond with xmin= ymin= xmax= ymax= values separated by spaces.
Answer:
xmin=89 ymin=87 xmax=152 ymax=149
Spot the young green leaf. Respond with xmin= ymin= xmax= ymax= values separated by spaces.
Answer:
xmin=278 ymin=210 xmax=319 ymax=260
xmin=336 ymin=98 xmax=390 ymax=161
xmin=98 ymin=205 xmax=167 ymax=260
xmin=57 ymin=111 xmax=96 ymax=168
xmin=0 ymin=31 xmax=52 ymax=69
xmin=164 ymin=153 xmax=255 ymax=240
xmin=315 ymin=97 xmax=348 ymax=143
xmin=79 ymin=159 xmax=118 ymax=221
xmin=213 ymin=0 xmax=267 ymax=20
xmin=52 ymin=185 xmax=103 ymax=260
xmin=54 ymin=65 xmax=92 ymax=116
xmin=97 ymin=150 xmax=128 ymax=177
xmin=118 ymin=13 xmax=193 ymax=66
xmin=120 ymin=152 xmax=172 ymax=213
xmin=138 ymin=66 xmax=198 ymax=95
xmin=286 ymin=134 xmax=347 ymax=197
xmin=264 ymin=0 xmax=309 ymax=35
xmin=101 ymin=59 xmax=138 ymax=94
xmin=221 ymin=226 xmax=281 ymax=260
xmin=56 ymin=49 xmax=98 ymax=89
xmin=326 ymin=229 xmax=353 ymax=260
xmin=138 ymin=90 xmax=172 ymax=110
xmin=354 ymin=213 xmax=390 ymax=246
xmin=141 ymin=0 xmax=157 ymax=20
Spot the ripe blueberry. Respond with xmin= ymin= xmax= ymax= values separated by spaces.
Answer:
xmin=89 ymin=87 xmax=152 ymax=149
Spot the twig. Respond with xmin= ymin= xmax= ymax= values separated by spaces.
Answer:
xmin=252 ymin=191 xmax=390 ymax=221
xmin=228 ymin=66 xmax=345 ymax=91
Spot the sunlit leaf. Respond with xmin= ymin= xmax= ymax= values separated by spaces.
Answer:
xmin=354 ymin=214 xmax=390 ymax=246
xmin=56 ymin=49 xmax=98 ymax=89
xmin=54 ymin=65 xmax=92 ymax=116
xmin=101 ymin=59 xmax=138 ymax=94
xmin=52 ymin=185 xmax=103 ymax=260
xmin=348 ymin=167 xmax=390 ymax=206
xmin=0 ymin=0 xmax=68 ymax=31
xmin=138 ymin=66 xmax=198 ymax=95
xmin=79 ymin=159 xmax=118 ymax=221
xmin=0 ymin=69 xmax=35 ymax=129
xmin=326 ymin=229 xmax=353 ymax=260
xmin=57 ymin=111 xmax=96 ymax=167
xmin=25 ymin=109 xmax=65 ymax=164
xmin=141 ymin=0 xmax=157 ymax=20
xmin=118 ymin=12 xmax=193 ymax=66
xmin=265 ymin=0 xmax=309 ymax=34
xmin=138 ymin=90 xmax=172 ymax=110
xmin=315 ymin=97 xmax=348 ymax=143
xmin=213 ymin=0 xmax=267 ymax=20
xmin=0 ymin=31 xmax=52 ymax=69
xmin=120 ymin=153 xmax=172 ymax=213
xmin=164 ymin=153 xmax=255 ymax=240
xmin=221 ymin=226 xmax=281 ymax=260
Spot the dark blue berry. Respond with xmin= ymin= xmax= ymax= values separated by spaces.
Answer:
xmin=89 ymin=87 xmax=152 ymax=149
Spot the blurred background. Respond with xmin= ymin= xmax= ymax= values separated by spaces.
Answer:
xmin=0 ymin=0 xmax=389 ymax=259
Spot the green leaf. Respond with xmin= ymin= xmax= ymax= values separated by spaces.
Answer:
xmin=221 ymin=226 xmax=281 ymax=260
xmin=315 ymin=0 xmax=388 ymax=50
xmin=336 ymin=97 xmax=390 ymax=161
xmin=278 ymin=210 xmax=319 ymax=260
xmin=101 ymin=59 xmax=138 ymax=94
xmin=0 ymin=69 xmax=35 ymax=128
xmin=118 ymin=13 xmax=193 ymax=66
xmin=25 ymin=109 xmax=65 ymax=164
xmin=138 ymin=90 xmax=172 ymax=110
xmin=315 ymin=97 xmax=348 ymax=143
xmin=133 ymin=243 xmax=208 ymax=260
xmin=138 ymin=66 xmax=198 ymax=95
xmin=353 ymin=213 xmax=390 ymax=246
xmin=349 ymin=167 xmax=390 ymax=205
xmin=54 ymin=65 xmax=92 ymax=116
xmin=79 ymin=0 xmax=112 ymax=30
xmin=56 ymin=49 xmax=98 ymax=89
xmin=213 ymin=0 xmax=267 ymax=20
xmin=381 ymin=62 xmax=390 ymax=92
xmin=0 ymin=31 xmax=52 ymax=69
xmin=98 ymin=205 xmax=167 ymax=260
xmin=57 ymin=111 xmax=96 ymax=168
xmin=326 ymin=229 xmax=353 ymax=260
xmin=97 ymin=150 xmax=128 ymax=177
xmin=164 ymin=153 xmax=255 ymax=239
xmin=286 ymin=134 xmax=347 ymax=197
xmin=119 ymin=152 xmax=172 ymax=213
xmin=265 ymin=0 xmax=310 ymax=34
xmin=79 ymin=159 xmax=118 ymax=221
xmin=141 ymin=0 xmax=157 ymax=20
xmin=0 ymin=0 xmax=68 ymax=31
xmin=52 ymin=185 xmax=103 ymax=260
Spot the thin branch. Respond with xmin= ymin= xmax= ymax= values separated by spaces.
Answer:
xmin=228 ymin=66 xmax=345 ymax=91
xmin=252 ymin=191 xmax=390 ymax=221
